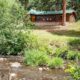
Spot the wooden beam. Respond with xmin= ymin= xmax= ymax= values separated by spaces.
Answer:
xmin=62 ymin=0 xmax=66 ymax=26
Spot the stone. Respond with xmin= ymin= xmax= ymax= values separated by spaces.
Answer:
xmin=38 ymin=67 xmax=50 ymax=72
xmin=10 ymin=62 xmax=22 ymax=68
xmin=43 ymin=67 xmax=50 ymax=71
xmin=0 ymin=58 xmax=7 ymax=62
xmin=38 ymin=67 xmax=43 ymax=72
xmin=9 ymin=73 xmax=17 ymax=80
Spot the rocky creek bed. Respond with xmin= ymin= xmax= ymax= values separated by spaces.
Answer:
xmin=0 ymin=56 xmax=70 ymax=80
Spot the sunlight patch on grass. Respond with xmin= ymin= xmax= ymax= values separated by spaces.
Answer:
xmin=68 ymin=21 xmax=80 ymax=31
xmin=32 ymin=21 xmax=80 ymax=46
xmin=32 ymin=30 xmax=74 ymax=46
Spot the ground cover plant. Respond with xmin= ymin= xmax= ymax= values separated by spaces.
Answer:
xmin=66 ymin=64 xmax=80 ymax=80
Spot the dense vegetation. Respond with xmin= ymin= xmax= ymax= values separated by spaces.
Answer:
xmin=0 ymin=0 xmax=31 ymax=55
xmin=66 ymin=64 xmax=80 ymax=80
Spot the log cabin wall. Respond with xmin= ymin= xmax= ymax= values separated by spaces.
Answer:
xmin=30 ymin=13 xmax=76 ymax=23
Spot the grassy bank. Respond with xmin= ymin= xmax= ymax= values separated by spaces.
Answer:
xmin=24 ymin=21 xmax=80 ymax=68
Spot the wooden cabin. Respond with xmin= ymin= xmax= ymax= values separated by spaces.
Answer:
xmin=29 ymin=9 xmax=76 ymax=23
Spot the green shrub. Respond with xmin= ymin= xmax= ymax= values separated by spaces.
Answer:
xmin=24 ymin=49 xmax=49 ymax=66
xmin=0 ymin=0 xmax=26 ymax=55
xmin=67 ymin=50 xmax=77 ymax=60
xmin=78 ymin=52 xmax=80 ymax=60
xmin=66 ymin=64 xmax=80 ymax=80
xmin=68 ymin=39 xmax=80 ymax=51
xmin=24 ymin=32 xmax=39 ymax=49
xmin=0 ymin=30 xmax=33 ymax=55
xmin=54 ymin=47 xmax=68 ymax=59
xmin=48 ymin=57 xmax=64 ymax=69
xmin=0 ymin=0 xmax=25 ymax=29
xmin=38 ymin=44 xmax=53 ymax=55
xmin=0 ymin=0 xmax=35 ymax=55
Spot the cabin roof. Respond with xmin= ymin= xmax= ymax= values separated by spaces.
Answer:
xmin=29 ymin=9 xmax=76 ymax=15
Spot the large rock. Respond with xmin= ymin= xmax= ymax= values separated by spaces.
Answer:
xmin=10 ymin=62 xmax=22 ymax=68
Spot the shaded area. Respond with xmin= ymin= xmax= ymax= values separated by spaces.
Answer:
xmin=47 ymin=29 xmax=80 ymax=37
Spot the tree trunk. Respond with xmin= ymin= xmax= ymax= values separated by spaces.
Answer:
xmin=62 ymin=0 xmax=66 ymax=26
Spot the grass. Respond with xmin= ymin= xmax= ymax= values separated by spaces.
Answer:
xmin=48 ymin=57 xmax=64 ymax=69
xmin=31 ymin=21 xmax=80 ymax=47
xmin=32 ymin=21 xmax=80 ymax=61
xmin=67 ymin=21 xmax=80 ymax=31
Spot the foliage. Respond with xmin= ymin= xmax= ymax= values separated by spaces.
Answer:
xmin=48 ymin=57 xmax=64 ymax=69
xmin=69 ymin=38 xmax=80 ymax=46
xmin=27 ymin=0 xmax=61 ymax=11
xmin=25 ymin=0 xmax=79 ymax=11
xmin=0 ymin=31 xmax=27 ymax=55
xmin=24 ymin=32 xmax=39 ymax=49
xmin=0 ymin=0 xmax=33 ymax=55
xmin=54 ymin=47 xmax=68 ymax=59
xmin=23 ymin=31 xmax=53 ymax=54
xmin=76 ymin=1 xmax=80 ymax=19
xmin=68 ymin=38 xmax=80 ymax=51
xmin=67 ymin=50 xmax=77 ymax=60
xmin=66 ymin=64 xmax=80 ymax=80
xmin=20 ymin=0 xmax=80 ymax=19
xmin=77 ymin=52 xmax=80 ymax=60
xmin=0 ymin=0 xmax=25 ymax=29
xmin=24 ymin=49 xmax=49 ymax=66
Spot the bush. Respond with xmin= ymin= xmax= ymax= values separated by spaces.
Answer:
xmin=24 ymin=49 xmax=49 ymax=66
xmin=0 ymin=0 xmax=25 ymax=29
xmin=68 ymin=39 xmax=80 ymax=51
xmin=0 ymin=31 xmax=27 ymax=55
xmin=66 ymin=64 xmax=80 ymax=80
xmin=0 ymin=0 xmax=33 ymax=55
xmin=24 ymin=32 xmax=39 ymax=49
xmin=48 ymin=57 xmax=64 ymax=69
xmin=67 ymin=50 xmax=77 ymax=60
xmin=54 ymin=47 xmax=68 ymax=59
xmin=78 ymin=52 xmax=80 ymax=60
xmin=0 ymin=0 xmax=25 ymax=55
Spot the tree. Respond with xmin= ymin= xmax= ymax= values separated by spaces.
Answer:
xmin=27 ymin=0 xmax=56 ymax=11
xmin=0 ymin=0 xmax=28 ymax=55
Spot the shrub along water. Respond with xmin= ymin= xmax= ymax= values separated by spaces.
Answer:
xmin=67 ymin=50 xmax=77 ymax=60
xmin=24 ymin=49 xmax=49 ymax=66
xmin=48 ymin=57 xmax=64 ymax=69
xmin=24 ymin=36 xmax=80 ymax=67
xmin=24 ymin=49 xmax=64 ymax=68
xmin=66 ymin=64 xmax=80 ymax=80
xmin=54 ymin=47 xmax=68 ymax=59
xmin=0 ymin=0 xmax=33 ymax=55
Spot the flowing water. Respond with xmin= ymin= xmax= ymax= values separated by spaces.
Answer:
xmin=0 ymin=56 xmax=70 ymax=80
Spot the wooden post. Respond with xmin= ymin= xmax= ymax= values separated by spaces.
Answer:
xmin=62 ymin=0 xmax=66 ymax=26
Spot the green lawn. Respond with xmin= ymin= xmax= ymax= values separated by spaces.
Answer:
xmin=32 ymin=21 xmax=80 ymax=47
